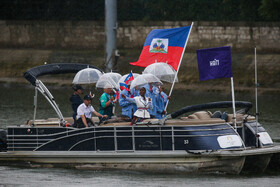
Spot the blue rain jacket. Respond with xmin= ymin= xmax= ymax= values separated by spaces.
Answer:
xmin=155 ymin=91 xmax=168 ymax=119
xmin=144 ymin=84 xmax=158 ymax=117
xmin=119 ymin=89 xmax=135 ymax=119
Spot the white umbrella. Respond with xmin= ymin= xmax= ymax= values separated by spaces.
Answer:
xmin=96 ymin=72 xmax=122 ymax=89
xmin=72 ymin=68 xmax=103 ymax=84
xmin=117 ymin=73 xmax=140 ymax=86
xmin=130 ymin=73 xmax=162 ymax=90
xmin=143 ymin=62 xmax=178 ymax=83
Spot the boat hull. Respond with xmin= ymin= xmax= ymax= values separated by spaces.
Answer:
xmin=0 ymin=151 xmax=245 ymax=174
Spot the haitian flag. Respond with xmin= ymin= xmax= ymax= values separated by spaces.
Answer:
xmin=119 ymin=83 xmax=129 ymax=91
xmin=124 ymin=72 xmax=134 ymax=84
xmin=114 ymin=89 xmax=119 ymax=100
xmin=130 ymin=26 xmax=191 ymax=71
xmin=196 ymin=46 xmax=233 ymax=81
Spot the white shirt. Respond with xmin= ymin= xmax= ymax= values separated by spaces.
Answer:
xmin=76 ymin=103 xmax=95 ymax=119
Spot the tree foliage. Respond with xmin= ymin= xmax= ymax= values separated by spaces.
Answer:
xmin=0 ymin=0 xmax=279 ymax=21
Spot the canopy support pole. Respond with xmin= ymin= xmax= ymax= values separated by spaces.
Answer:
xmin=231 ymin=77 xmax=237 ymax=129
xmin=35 ymin=80 xmax=65 ymax=126
xmin=33 ymin=87 xmax=38 ymax=125
xmin=255 ymin=46 xmax=259 ymax=147
xmin=164 ymin=22 xmax=194 ymax=112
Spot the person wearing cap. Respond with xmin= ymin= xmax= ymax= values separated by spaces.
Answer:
xmin=121 ymin=87 xmax=153 ymax=125
xmin=99 ymin=87 xmax=114 ymax=119
xmin=69 ymin=84 xmax=84 ymax=123
xmin=75 ymin=95 xmax=108 ymax=128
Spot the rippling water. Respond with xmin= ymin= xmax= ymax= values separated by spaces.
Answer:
xmin=1 ymin=166 xmax=280 ymax=187
xmin=0 ymin=82 xmax=280 ymax=186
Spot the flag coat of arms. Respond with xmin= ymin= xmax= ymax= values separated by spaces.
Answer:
xmin=130 ymin=26 xmax=191 ymax=71
xmin=196 ymin=46 xmax=233 ymax=81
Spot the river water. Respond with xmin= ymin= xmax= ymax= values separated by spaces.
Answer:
xmin=0 ymin=82 xmax=280 ymax=186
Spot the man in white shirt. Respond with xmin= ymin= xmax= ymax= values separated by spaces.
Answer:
xmin=75 ymin=95 xmax=108 ymax=128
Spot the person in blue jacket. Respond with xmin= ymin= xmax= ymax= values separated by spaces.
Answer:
xmin=155 ymin=86 xmax=170 ymax=119
xmin=144 ymin=83 xmax=158 ymax=118
xmin=119 ymin=87 xmax=135 ymax=121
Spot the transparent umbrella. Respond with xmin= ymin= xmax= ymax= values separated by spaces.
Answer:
xmin=130 ymin=73 xmax=162 ymax=90
xmin=143 ymin=62 xmax=178 ymax=83
xmin=117 ymin=73 xmax=140 ymax=86
xmin=96 ymin=72 xmax=122 ymax=89
xmin=72 ymin=68 xmax=103 ymax=84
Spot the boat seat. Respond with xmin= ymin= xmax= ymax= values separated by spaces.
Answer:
xmin=227 ymin=114 xmax=256 ymax=122
xmin=99 ymin=122 xmax=131 ymax=126
xmin=165 ymin=118 xmax=226 ymax=126
xmin=188 ymin=111 xmax=212 ymax=120
xmin=26 ymin=119 xmax=60 ymax=127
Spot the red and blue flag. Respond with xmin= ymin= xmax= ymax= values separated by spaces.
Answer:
xmin=124 ymin=72 xmax=134 ymax=84
xmin=130 ymin=26 xmax=191 ymax=70
xmin=119 ymin=83 xmax=129 ymax=91
xmin=114 ymin=89 xmax=119 ymax=100
xmin=196 ymin=46 xmax=233 ymax=81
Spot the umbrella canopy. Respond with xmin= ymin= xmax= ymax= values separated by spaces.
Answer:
xmin=130 ymin=73 xmax=162 ymax=90
xmin=143 ymin=62 xmax=178 ymax=83
xmin=72 ymin=68 xmax=103 ymax=84
xmin=96 ymin=72 xmax=122 ymax=89
xmin=118 ymin=73 xmax=140 ymax=86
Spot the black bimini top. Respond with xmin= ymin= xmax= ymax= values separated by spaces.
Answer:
xmin=24 ymin=63 xmax=103 ymax=86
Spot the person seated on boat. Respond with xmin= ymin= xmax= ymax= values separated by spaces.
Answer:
xmin=144 ymin=83 xmax=158 ymax=118
xmin=119 ymin=84 xmax=135 ymax=121
xmin=155 ymin=86 xmax=171 ymax=119
xmin=99 ymin=86 xmax=115 ymax=122
xmin=75 ymin=95 xmax=108 ymax=128
xmin=121 ymin=87 xmax=153 ymax=125
xmin=69 ymin=84 xmax=84 ymax=123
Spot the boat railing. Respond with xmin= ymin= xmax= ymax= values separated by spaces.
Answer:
xmin=7 ymin=123 xmax=239 ymax=152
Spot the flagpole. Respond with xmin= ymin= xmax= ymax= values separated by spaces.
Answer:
xmin=164 ymin=22 xmax=194 ymax=111
xmin=231 ymin=77 xmax=237 ymax=129
xmin=255 ymin=46 xmax=259 ymax=147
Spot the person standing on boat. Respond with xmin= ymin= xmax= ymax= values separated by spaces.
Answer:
xmin=75 ymin=95 xmax=107 ymax=128
xmin=121 ymin=87 xmax=153 ymax=125
xmin=144 ymin=83 xmax=158 ymax=118
xmin=99 ymin=86 xmax=114 ymax=121
xmin=155 ymin=86 xmax=171 ymax=119
xmin=119 ymin=85 xmax=135 ymax=121
xmin=69 ymin=84 xmax=84 ymax=123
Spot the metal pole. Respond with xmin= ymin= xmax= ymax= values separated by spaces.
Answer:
xmin=33 ymin=87 xmax=38 ymax=125
xmin=231 ymin=77 xmax=237 ymax=129
xmin=164 ymin=22 xmax=194 ymax=111
xmin=105 ymin=0 xmax=117 ymax=72
xmin=255 ymin=46 xmax=259 ymax=147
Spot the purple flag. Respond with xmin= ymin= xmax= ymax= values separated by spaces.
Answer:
xmin=196 ymin=46 xmax=232 ymax=81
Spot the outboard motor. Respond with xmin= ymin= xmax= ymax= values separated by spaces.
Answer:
xmin=0 ymin=129 xmax=7 ymax=151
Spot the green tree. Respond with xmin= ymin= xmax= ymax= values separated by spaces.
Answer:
xmin=259 ymin=0 xmax=280 ymax=21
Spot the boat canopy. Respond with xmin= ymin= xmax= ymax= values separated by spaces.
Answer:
xmin=24 ymin=63 xmax=103 ymax=86
xmin=170 ymin=101 xmax=253 ymax=119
